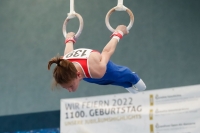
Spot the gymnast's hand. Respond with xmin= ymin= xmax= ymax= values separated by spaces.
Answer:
xmin=115 ymin=25 xmax=129 ymax=35
xmin=66 ymin=32 xmax=75 ymax=39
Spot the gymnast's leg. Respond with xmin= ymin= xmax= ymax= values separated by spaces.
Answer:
xmin=114 ymin=64 xmax=146 ymax=93
xmin=124 ymin=68 xmax=146 ymax=93
xmin=105 ymin=61 xmax=146 ymax=93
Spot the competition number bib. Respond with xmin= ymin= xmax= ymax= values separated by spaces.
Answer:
xmin=63 ymin=48 xmax=92 ymax=59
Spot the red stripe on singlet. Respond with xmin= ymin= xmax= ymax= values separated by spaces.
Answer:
xmin=67 ymin=59 xmax=91 ymax=78
xmin=67 ymin=50 xmax=100 ymax=78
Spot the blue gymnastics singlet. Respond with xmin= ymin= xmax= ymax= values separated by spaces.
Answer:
xmin=83 ymin=61 xmax=140 ymax=88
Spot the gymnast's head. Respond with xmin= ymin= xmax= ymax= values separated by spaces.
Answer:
xmin=48 ymin=56 xmax=81 ymax=92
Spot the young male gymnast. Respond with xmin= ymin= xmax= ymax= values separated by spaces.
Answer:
xmin=48 ymin=25 xmax=146 ymax=93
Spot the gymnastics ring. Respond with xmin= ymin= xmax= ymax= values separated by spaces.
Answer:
xmin=62 ymin=13 xmax=83 ymax=40
xmin=105 ymin=5 xmax=134 ymax=32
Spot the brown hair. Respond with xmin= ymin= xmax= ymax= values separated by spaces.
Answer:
xmin=48 ymin=56 xmax=77 ymax=86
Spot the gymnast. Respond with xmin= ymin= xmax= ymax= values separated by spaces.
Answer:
xmin=48 ymin=25 xmax=146 ymax=93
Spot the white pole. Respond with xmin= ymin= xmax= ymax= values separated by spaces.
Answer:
xmin=118 ymin=0 xmax=123 ymax=5
xmin=70 ymin=0 xmax=75 ymax=13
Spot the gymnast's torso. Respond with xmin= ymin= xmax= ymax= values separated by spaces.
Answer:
xmin=63 ymin=48 xmax=140 ymax=88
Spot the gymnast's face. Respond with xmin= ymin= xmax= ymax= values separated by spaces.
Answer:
xmin=61 ymin=78 xmax=80 ymax=92
xmin=60 ymin=72 xmax=82 ymax=92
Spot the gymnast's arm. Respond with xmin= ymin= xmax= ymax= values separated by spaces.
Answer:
xmin=90 ymin=25 xmax=128 ymax=78
xmin=100 ymin=38 xmax=119 ymax=67
xmin=100 ymin=25 xmax=128 ymax=68
xmin=64 ymin=32 xmax=75 ymax=55
xmin=88 ymin=39 xmax=119 ymax=78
